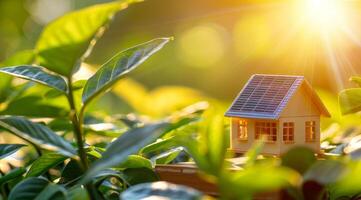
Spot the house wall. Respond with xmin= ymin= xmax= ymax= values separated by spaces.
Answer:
xmin=279 ymin=83 xmax=321 ymax=154
xmin=230 ymin=118 xmax=281 ymax=155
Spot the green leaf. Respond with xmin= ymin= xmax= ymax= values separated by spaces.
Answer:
xmin=1 ymin=50 xmax=35 ymax=66
xmin=0 ymin=144 xmax=26 ymax=159
xmin=339 ymin=88 xmax=361 ymax=115
xmin=244 ymin=140 xmax=264 ymax=168
xmin=67 ymin=186 xmax=90 ymax=200
xmin=81 ymin=122 xmax=170 ymax=183
xmin=0 ymin=168 xmax=26 ymax=185
xmin=152 ymin=147 xmax=182 ymax=165
xmin=140 ymin=137 xmax=177 ymax=155
xmin=0 ymin=50 xmax=35 ymax=103
xmin=0 ymin=66 xmax=67 ymax=92
xmin=121 ymin=181 xmax=203 ymax=200
xmin=221 ymin=166 xmax=300 ymax=198
xmin=60 ymin=159 xmax=82 ymax=185
xmin=0 ymin=96 xmax=68 ymax=118
xmin=304 ymin=160 xmax=346 ymax=184
xmin=8 ymin=177 xmax=66 ymax=200
xmin=82 ymin=38 xmax=171 ymax=105
xmin=117 ymin=155 xmax=152 ymax=169
xmin=26 ymin=153 xmax=67 ymax=177
xmin=0 ymin=116 xmax=77 ymax=157
xmin=35 ymin=1 xmax=140 ymax=76
xmin=281 ymin=147 xmax=316 ymax=174
xmin=34 ymin=184 xmax=67 ymax=200
xmin=122 ymin=167 xmax=158 ymax=185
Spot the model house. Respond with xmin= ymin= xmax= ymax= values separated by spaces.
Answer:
xmin=225 ymin=74 xmax=331 ymax=155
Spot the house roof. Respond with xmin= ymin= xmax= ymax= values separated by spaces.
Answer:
xmin=225 ymin=74 xmax=331 ymax=119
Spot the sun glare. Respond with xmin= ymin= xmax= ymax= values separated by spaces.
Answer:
xmin=303 ymin=0 xmax=347 ymax=31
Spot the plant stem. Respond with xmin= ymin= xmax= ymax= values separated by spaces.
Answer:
xmin=66 ymin=77 xmax=88 ymax=171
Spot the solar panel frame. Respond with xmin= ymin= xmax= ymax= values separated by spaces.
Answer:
xmin=225 ymin=74 xmax=304 ymax=119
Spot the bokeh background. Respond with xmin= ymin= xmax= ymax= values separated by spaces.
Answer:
xmin=1 ymin=0 xmax=361 ymax=118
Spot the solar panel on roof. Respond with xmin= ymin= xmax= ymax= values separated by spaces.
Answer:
xmin=225 ymin=75 xmax=304 ymax=119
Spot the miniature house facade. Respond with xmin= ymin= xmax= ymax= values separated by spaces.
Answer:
xmin=225 ymin=74 xmax=331 ymax=155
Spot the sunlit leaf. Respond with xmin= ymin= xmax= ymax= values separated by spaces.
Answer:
xmin=117 ymin=155 xmax=152 ymax=169
xmin=8 ymin=177 xmax=66 ymax=200
xmin=82 ymin=38 xmax=171 ymax=105
xmin=0 ymin=168 xmax=26 ymax=185
xmin=339 ymin=88 xmax=361 ymax=115
xmin=221 ymin=166 xmax=300 ymax=199
xmin=152 ymin=147 xmax=183 ymax=165
xmin=26 ymin=153 xmax=67 ymax=177
xmin=0 ymin=66 xmax=67 ymax=92
xmin=0 ymin=116 xmax=77 ymax=157
xmin=350 ymin=76 xmax=361 ymax=87
xmin=329 ymin=161 xmax=361 ymax=199
xmin=1 ymin=50 xmax=35 ymax=66
xmin=0 ymin=144 xmax=26 ymax=159
xmin=81 ymin=122 xmax=170 ymax=183
xmin=121 ymin=181 xmax=203 ymax=200
xmin=35 ymin=1 xmax=140 ymax=76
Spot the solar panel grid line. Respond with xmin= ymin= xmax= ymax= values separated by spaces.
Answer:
xmin=238 ymin=75 xmax=265 ymax=112
xmin=252 ymin=76 xmax=283 ymax=113
xmin=273 ymin=77 xmax=303 ymax=118
xmin=226 ymin=75 xmax=306 ymax=119
xmin=227 ymin=75 xmax=260 ymax=113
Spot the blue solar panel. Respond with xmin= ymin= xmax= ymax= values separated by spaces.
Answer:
xmin=225 ymin=74 xmax=304 ymax=119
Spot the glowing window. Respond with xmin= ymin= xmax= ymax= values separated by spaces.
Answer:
xmin=238 ymin=120 xmax=248 ymax=140
xmin=305 ymin=121 xmax=316 ymax=142
xmin=255 ymin=122 xmax=277 ymax=142
xmin=283 ymin=122 xmax=294 ymax=143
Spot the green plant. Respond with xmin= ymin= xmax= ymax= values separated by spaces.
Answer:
xmin=0 ymin=1 xmax=206 ymax=199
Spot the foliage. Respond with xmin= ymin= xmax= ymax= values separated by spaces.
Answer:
xmin=0 ymin=1 xmax=361 ymax=200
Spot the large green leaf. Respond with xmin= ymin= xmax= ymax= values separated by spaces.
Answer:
xmin=121 ymin=181 xmax=204 ymax=200
xmin=0 ymin=116 xmax=76 ymax=157
xmin=35 ymin=1 xmax=139 ymax=76
xmin=0 ymin=66 xmax=67 ymax=92
xmin=8 ymin=177 xmax=66 ymax=200
xmin=0 ymin=96 xmax=68 ymax=118
xmin=0 ymin=168 xmax=26 ymax=185
xmin=82 ymin=38 xmax=171 ymax=105
xmin=0 ymin=144 xmax=26 ymax=159
xmin=81 ymin=122 xmax=170 ymax=183
xmin=339 ymin=88 xmax=361 ymax=115
xmin=26 ymin=153 xmax=67 ymax=177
